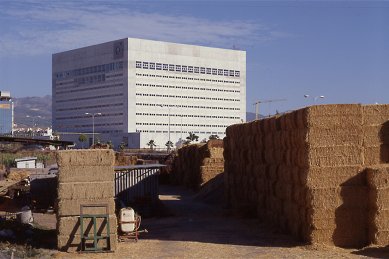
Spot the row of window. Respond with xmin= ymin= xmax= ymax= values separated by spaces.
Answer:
xmin=135 ymin=103 xmax=240 ymax=111
xmin=136 ymin=129 xmax=225 ymax=135
xmin=56 ymin=103 xmax=124 ymax=112
xmin=136 ymin=61 xmax=240 ymax=77
xmin=136 ymin=122 xmax=228 ymax=128
xmin=55 ymin=61 xmax=124 ymax=80
xmin=135 ymin=93 xmax=239 ymax=102
xmin=56 ymin=93 xmax=123 ymax=103
xmin=56 ymin=83 xmax=124 ymax=95
xmin=59 ymin=122 xmax=124 ymax=129
xmin=135 ymin=73 xmax=240 ymax=84
xmin=135 ymin=83 xmax=240 ymax=93
xmin=56 ymin=113 xmax=124 ymax=121
xmin=135 ymin=113 xmax=239 ymax=119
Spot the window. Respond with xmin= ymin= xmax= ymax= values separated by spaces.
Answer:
xmin=206 ymin=68 xmax=211 ymax=74
xmin=188 ymin=66 xmax=193 ymax=73
xmin=156 ymin=63 xmax=162 ymax=70
xmin=150 ymin=63 xmax=155 ymax=69
xmin=169 ymin=64 xmax=174 ymax=71
xmin=235 ymin=71 xmax=240 ymax=77
xmin=200 ymin=67 xmax=206 ymax=74
xmin=163 ymin=64 xmax=168 ymax=70
xmin=229 ymin=70 xmax=234 ymax=76
xmin=194 ymin=67 xmax=199 ymax=73
xmin=176 ymin=65 xmax=181 ymax=72
xmin=212 ymin=68 xmax=217 ymax=75
xmin=143 ymin=62 xmax=149 ymax=69
xmin=224 ymin=70 xmax=229 ymax=76
xmin=218 ymin=69 xmax=223 ymax=75
xmin=182 ymin=66 xmax=187 ymax=72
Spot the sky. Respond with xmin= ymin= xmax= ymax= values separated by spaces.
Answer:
xmin=0 ymin=0 xmax=389 ymax=115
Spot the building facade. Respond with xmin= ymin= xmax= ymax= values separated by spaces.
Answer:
xmin=52 ymin=38 xmax=246 ymax=148
xmin=0 ymin=91 xmax=14 ymax=135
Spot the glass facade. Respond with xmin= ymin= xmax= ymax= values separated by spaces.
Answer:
xmin=0 ymin=100 xmax=13 ymax=135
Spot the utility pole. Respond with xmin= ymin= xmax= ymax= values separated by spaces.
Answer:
xmin=253 ymin=99 xmax=287 ymax=120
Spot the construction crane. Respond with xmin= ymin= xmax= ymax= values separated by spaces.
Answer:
xmin=253 ymin=99 xmax=287 ymax=120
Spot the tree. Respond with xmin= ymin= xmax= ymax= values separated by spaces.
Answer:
xmin=119 ymin=142 xmax=127 ymax=151
xmin=78 ymin=134 xmax=88 ymax=149
xmin=209 ymin=135 xmax=219 ymax=140
xmin=186 ymin=132 xmax=199 ymax=144
xmin=147 ymin=139 xmax=156 ymax=150
xmin=106 ymin=140 xmax=113 ymax=149
xmin=52 ymin=131 xmax=60 ymax=140
xmin=165 ymin=140 xmax=173 ymax=152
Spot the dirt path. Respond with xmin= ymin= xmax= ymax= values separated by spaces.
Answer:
xmin=57 ymin=185 xmax=385 ymax=258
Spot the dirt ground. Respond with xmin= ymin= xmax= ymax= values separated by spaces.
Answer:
xmin=2 ymin=185 xmax=389 ymax=258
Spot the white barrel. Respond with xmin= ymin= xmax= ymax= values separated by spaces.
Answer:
xmin=18 ymin=206 xmax=33 ymax=224
xmin=120 ymin=207 xmax=135 ymax=233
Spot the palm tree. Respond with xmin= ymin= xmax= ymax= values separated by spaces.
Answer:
xmin=165 ymin=140 xmax=173 ymax=152
xmin=78 ymin=134 xmax=88 ymax=149
xmin=147 ymin=139 xmax=157 ymax=150
xmin=186 ymin=132 xmax=199 ymax=144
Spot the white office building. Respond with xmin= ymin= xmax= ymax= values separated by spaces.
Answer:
xmin=52 ymin=38 xmax=246 ymax=149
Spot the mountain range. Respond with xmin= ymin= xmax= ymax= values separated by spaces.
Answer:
xmin=13 ymin=95 xmax=260 ymax=128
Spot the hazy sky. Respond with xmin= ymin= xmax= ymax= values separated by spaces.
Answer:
xmin=1 ymin=0 xmax=388 ymax=115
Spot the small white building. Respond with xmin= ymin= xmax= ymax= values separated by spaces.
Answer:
xmin=15 ymin=157 xmax=44 ymax=169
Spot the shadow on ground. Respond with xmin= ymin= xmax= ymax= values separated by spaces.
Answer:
xmin=139 ymin=184 xmax=304 ymax=248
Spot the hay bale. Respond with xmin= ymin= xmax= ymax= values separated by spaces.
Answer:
xmin=57 ymin=215 xmax=117 ymax=236
xmin=58 ymin=166 xmax=114 ymax=183
xmin=57 ymin=233 xmax=118 ymax=252
xmin=56 ymin=149 xmax=115 ymax=167
xmin=56 ymin=198 xmax=116 ymax=217
xmin=57 ymin=182 xmax=114 ymax=200
xmin=306 ymin=187 xmax=368 ymax=209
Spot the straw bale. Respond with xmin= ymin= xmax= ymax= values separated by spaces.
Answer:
xmin=56 ymin=149 xmax=115 ymax=167
xmin=308 ymin=132 xmax=362 ymax=147
xmin=368 ymin=231 xmax=389 ymax=246
xmin=58 ymin=215 xmax=117 ymax=236
xmin=307 ymin=146 xmax=363 ymax=167
xmin=363 ymin=125 xmax=389 ymax=145
xmin=294 ymin=108 xmax=308 ymax=129
xmin=57 ymin=182 xmax=114 ymax=200
xmin=57 ymin=198 xmax=116 ymax=216
xmin=308 ymin=104 xmax=362 ymax=116
xmin=366 ymin=166 xmax=389 ymax=189
xmin=58 ymin=166 xmax=114 ymax=183
xmin=302 ymin=166 xmax=365 ymax=188
xmin=309 ymin=229 xmax=367 ymax=248
xmin=57 ymin=233 xmax=118 ymax=252
xmin=369 ymin=211 xmax=389 ymax=230
xmin=311 ymin=209 xmax=367 ymax=230
xmin=362 ymin=105 xmax=389 ymax=125
xmin=306 ymin=187 xmax=368 ymax=209
xmin=364 ymin=145 xmax=389 ymax=165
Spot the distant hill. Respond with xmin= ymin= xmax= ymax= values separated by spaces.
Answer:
xmin=13 ymin=95 xmax=260 ymax=128
xmin=13 ymin=95 xmax=52 ymax=128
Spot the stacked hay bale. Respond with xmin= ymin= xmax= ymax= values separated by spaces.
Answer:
xmin=171 ymin=140 xmax=224 ymax=190
xmin=224 ymin=104 xmax=371 ymax=248
xmin=362 ymin=105 xmax=389 ymax=165
xmin=56 ymin=150 xmax=117 ymax=252
xmin=303 ymin=105 xmax=367 ymax=248
xmin=366 ymin=166 xmax=389 ymax=245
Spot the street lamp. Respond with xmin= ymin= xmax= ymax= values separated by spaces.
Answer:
xmin=304 ymin=95 xmax=325 ymax=104
xmin=158 ymin=105 xmax=171 ymax=149
xmin=85 ymin=112 xmax=102 ymax=146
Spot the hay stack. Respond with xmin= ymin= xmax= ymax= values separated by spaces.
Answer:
xmin=56 ymin=150 xmax=117 ymax=252
xmin=171 ymin=140 xmax=224 ymax=190
xmin=366 ymin=165 xmax=389 ymax=245
xmin=224 ymin=104 xmax=389 ymax=248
